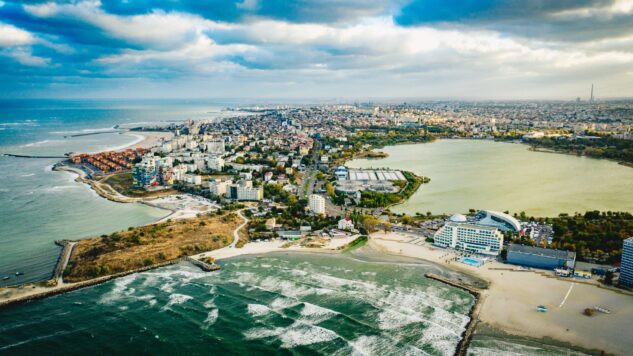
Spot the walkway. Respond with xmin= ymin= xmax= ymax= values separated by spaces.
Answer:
xmin=230 ymin=209 xmax=249 ymax=248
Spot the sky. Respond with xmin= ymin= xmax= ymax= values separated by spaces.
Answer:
xmin=1 ymin=0 xmax=633 ymax=100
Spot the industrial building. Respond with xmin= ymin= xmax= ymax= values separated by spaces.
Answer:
xmin=621 ymin=237 xmax=633 ymax=287
xmin=507 ymin=244 xmax=576 ymax=270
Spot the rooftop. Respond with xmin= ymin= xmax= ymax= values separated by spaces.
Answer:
xmin=508 ymin=244 xmax=576 ymax=260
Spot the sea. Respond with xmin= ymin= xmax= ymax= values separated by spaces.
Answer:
xmin=0 ymin=99 xmax=225 ymax=286
xmin=0 ymin=100 xmax=595 ymax=355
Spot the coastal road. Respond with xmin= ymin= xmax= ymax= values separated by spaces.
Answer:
xmin=230 ymin=209 xmax=249 ymax=248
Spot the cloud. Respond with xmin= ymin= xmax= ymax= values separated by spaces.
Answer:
xmin=395 ymin=0 xmax=633 ymax=43
xmin=0 ymin=0 xmax=632 ymax=98
xmin=98 ymin=0 xmax=394 ymax=24
xmin=0 ymin=22 xmax=35 ymax=46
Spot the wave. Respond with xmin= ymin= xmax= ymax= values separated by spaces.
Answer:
xmin=49 ymin=127 xmax=116 ymax=135
xmin=96 ymin=133 xmax=145 ymax=152
xmin=161 ymin=293 xmax=193 ymax=311
xmin=0 ymin=120 xmax=39 ymax=128
xmin=21 ymin=139 xmax=57 ymax=148
xmin=247 ymin=303 xmax=272 ymax=317
xmin=203 ymin=309 xmax=219 ymax=328
xmin=245 ymin=321 xmax=341 ymax=349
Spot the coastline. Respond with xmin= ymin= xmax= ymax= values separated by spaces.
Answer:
xmin=2 ymin=230 xmax=624 ymax=355
xmin=0 ymin=234 xmax=359 ymax=309
xmin=368 ymin=231 xmax=633 ymax=356
xmin=527 ymin=144 xmax=633 ymax=169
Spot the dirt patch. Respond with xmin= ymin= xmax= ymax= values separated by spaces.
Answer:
xmin=64 ymin=212 xmax=240 ymax=282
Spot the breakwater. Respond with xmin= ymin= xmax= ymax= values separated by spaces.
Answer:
xmin=3 ymin=153 xmax=67 ymax=159
xmin=425 ymin=273 xmax=483 ymax=356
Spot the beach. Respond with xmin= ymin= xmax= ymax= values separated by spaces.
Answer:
xmin=370 ymin=231 xmax=633 ymax=355
xmin=117 ymin=130 xmax=173 ymax=152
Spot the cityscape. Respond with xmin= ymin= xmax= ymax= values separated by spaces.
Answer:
xmin=1 ymin=1 xmax=633 ymax=356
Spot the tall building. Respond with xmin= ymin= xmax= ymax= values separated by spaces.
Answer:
xmin=308 ymin=194 xmax=325 ymax=215
xmin=620 ymin=237 xmax=633 ymax=287
xmin=433 ymin=214 xmax=504 ymax=256
xmin=133 ymin=156 xmax=172 ymax=189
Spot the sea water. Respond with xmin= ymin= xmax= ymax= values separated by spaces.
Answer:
xmin=0 ymin=99 xmax=225 ymax=286
xmin=0 ymin=253 xmax=476 ymax=355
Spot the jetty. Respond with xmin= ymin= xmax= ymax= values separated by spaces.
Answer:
xmin=425 ymin=273 xmax=483 ymax=356
xmin=53 ymin=240 xmax=76 ymax=283
xmin=186 ymin=257 xmax=221 ymax=272
xmin=3 ymin=153 xmax=68 ymax=159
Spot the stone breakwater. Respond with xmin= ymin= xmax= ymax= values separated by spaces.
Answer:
xmin=425 ymin=273 xmax=483 ymax=356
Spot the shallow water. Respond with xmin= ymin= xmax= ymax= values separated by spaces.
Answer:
xmin=347 ymin=139 xmax=633 ymax=216
xmin=0 ymin=252 xmax=477 ymax=355
xmin=0 ymin=100 xmax=225 ymax=286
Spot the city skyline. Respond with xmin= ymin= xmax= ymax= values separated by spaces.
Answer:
xmin=1 ymin=1 xmax=633 ymax=99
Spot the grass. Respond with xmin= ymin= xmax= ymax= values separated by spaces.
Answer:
xmin=64 ymin=212 xmax=241 ymax=282
xmin=342 ymin=235 xmax=368 ymax=252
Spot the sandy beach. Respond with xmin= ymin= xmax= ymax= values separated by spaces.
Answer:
xmin=117 ymin=130 xmax=173 ymax=152
xmin=192 ymin=235 xmax=358 ymax=261
xmin=370 ymin=231 xmax=633 ymax=355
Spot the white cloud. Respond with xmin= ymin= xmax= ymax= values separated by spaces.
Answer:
xmin=0 ymin=23 xmax=36 ymax=47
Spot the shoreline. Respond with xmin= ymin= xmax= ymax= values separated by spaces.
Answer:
xmin=0 ymin=233 xmax=622 ymax=355
xmin=369 ymin=232 xmax=632 ymax=356
xmin=0 ymin=234 xmax=360 ymax=309
xmin=528 ymin=145 xmax=633 ymax=169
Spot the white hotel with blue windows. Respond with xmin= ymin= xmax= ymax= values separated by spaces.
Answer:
xmin=433 ymin=210 xmax=520 ymax=256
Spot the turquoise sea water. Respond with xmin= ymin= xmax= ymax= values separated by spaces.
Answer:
xmin=0 ymin=100 xmax=225 ymax=286
xmin=0 ymin=253 xmax=476 ymax=355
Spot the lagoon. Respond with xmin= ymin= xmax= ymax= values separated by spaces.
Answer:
xmin=347 ymin=139 xmax=633 ymax=217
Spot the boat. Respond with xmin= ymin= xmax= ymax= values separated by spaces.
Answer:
xmin=2 ymin=276 xmax=10 ymax=281
xmin=15 ymin=272 xmax=24 ymax=276
xmin=537 ymin=305 xmax=548 ymax=313
xmin=593 ymin=306 xmax=611 ymax=314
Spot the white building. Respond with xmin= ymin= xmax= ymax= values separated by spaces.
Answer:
xmin=308 ymin=194 xmax=325 ymax=215
xmin=209 ymin=179 xmax=230 ymax=196
xmin=433 ymin=215 xmax=504 ymax=256
xmin=206 ymin=139 xmax=225 ymax=155
xmin=206 ymin=156 xmax=225 ymax=171
xmin=184 ymin=174 xmax=202 ymax=185
xmin=237 ymin=185 xmax=263 ymax=201
xmin=338 ymin=217 xmax=354 ymax=231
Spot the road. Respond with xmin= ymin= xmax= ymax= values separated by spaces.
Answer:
xmin=301 ymin=141 xmax=321 ymax=198
xmin=230 ymin=209 xmax=249 ymax=248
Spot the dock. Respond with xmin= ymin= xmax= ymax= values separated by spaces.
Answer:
xmin=425 ymin=273 xmax=483 ymax=356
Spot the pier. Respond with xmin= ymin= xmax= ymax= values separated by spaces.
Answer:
xmin=425 ymin=273 xmax=483 ymax=356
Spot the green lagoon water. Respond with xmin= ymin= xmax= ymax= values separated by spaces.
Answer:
xmin=348 ymin=139 xmax=633 ymax=217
